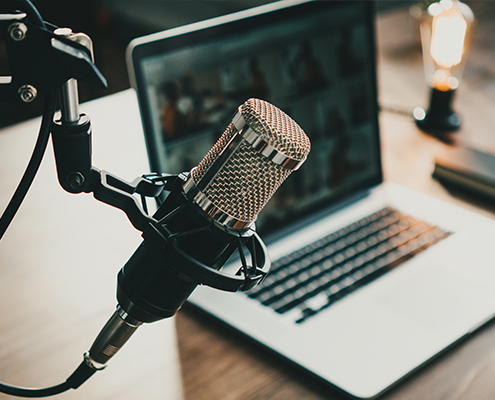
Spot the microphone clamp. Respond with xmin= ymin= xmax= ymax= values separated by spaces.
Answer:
xmin=88 ymin=170 xmax=271 ymax=294
xmin=115 ymin=172 xmax=271 ymax=322
xmin=51 ymin=108 xmax=271 ymax=316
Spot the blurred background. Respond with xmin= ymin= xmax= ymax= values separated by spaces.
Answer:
xmin=0 ymin=0 xmax=270 ymax=127
xmin=0 ymin=0 xmax=488 ymax=128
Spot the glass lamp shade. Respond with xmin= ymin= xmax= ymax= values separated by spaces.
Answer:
xmin=413 ymin=0 xmax=474 ymax=133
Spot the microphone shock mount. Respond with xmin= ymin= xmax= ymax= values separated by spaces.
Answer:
xmin=0 ymin=1 xmax=274 ymax=395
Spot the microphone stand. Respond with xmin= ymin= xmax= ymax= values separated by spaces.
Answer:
xmin=51 ymin=66 xmax=274 ymax=382
xmin=0 ymin=3 xmax=271 ymax=395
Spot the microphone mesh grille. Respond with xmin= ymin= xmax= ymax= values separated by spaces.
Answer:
xmin=191 ymin=99 xmax=310 ymax=223
xmin=192 ymin=123 xmax=238 ymax=181
xmin=200 ymin=140 xmax=291 ymax=223
xmin=241 ymin=98 xmax=311 ymax=160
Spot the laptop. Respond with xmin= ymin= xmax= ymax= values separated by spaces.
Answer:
xmin=126 ymin=1 xmax=495 ymax=398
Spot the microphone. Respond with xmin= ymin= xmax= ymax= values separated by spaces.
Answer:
xmin=84 ymin=98 xmax=310 ymax=370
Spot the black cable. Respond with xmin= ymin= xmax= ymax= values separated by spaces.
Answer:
xmin=0 ymin=89 xmax=91 ymax=395
xmin=0 ymin=0 xmax=51 ymax=240
xmin=0 ymin=91 xmax=96 ymax=397
xmin=0 ymin=2 xmax=99 ymax=396
xmin=0 ymin=360 xmax=97 ymax=397
xmin=0 ymin=90 xmax=57 ymax=241
xmin=15 ymin=0 xmax=45 ymax=28
xmin=0 ymin=381 xmax=70 ymax=398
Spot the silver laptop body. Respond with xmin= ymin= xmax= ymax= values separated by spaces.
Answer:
xmin=127 ymin=1 xmax=495 ymax=397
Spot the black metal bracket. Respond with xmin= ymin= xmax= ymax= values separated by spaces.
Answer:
xmin=167 ymin=232 xmax=270 ymax=292
xmin=50 ymin=108 xmax=270 ymax=292
xmin=91 ymin=169 xmax=181 ymax=233
xmin=0 ymin=4 xmax=270 ymax=296
xmin=0 ymin=11 xmax=107 ymax=104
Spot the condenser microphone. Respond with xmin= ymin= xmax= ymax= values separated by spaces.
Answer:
xmin=184 ymin=97 xmax=310 ymax=229
xmin=84 ymin=98 xmax=310 ymax=370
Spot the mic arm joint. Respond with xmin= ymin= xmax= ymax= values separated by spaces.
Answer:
xmin=0 ymin=11 xmax=107 ymax=103
xmin=91 ymin=169 xmax=180 ymax=233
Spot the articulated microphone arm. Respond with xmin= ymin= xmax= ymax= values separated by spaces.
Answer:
xmin=0 ymin=3 xmax=272 ymax=396
xmin=0 ymin=3 xmax=270 ymax=292
xmin=49 ymin=93 xmax=272 ymax=377
xmin=51 ymin=105 xmax=270 ymax=290
xmin=50 ymin=74 xmax=270 ymax=374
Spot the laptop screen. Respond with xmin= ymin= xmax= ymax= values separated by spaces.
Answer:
xmin=127 ymin=0 xmax=381 ymax=235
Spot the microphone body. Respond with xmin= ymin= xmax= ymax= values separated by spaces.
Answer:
xmin=86 ymin=98 xmax=310 ymax=367
xmin=117 ymin=179 xmax=243 ymax=323
xmin=118 ymin=98 xmax=310 ymax=323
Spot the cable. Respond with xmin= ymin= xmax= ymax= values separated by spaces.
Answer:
xmin=0 ymin=359 xmax=97 ymax=397
xmin=0 ymin=2 xmax=97 ymax=396
xmin=0 ymin=90 xmax=57 ymax=241
xmin=0 ymin=89 xmax=91 ymax=394
xmin=0 ymin=381 xmax=70 ymax=398
xmin=0 ymin=1 xmax=52 ymax=242
xmin=0 ymin=0 xmax=52 ymax=240
xmin=15 ymin=0 xmax=45 ymax=28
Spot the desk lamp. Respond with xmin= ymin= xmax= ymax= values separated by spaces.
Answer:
xmin=413 ymin=0 xmax=474 ymax=133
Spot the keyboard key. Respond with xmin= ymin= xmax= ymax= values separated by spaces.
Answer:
xmin=247 ymin=207 xmax=451 ymax=323
xmin=305 ymin=292 xmax=329 ymax=310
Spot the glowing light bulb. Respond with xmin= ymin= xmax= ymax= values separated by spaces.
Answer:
xmin=430 ymin=7 xmax=467 ymax=69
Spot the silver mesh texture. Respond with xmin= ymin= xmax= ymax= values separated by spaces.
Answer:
xmin=192 ymin=122 xmax=237 ymax=183
xmin=190 ymin=98 xmax=310 ymax=224
xmin=241 ymin=98 xmax=310 ymax=161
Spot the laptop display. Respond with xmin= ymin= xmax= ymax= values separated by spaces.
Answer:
xmin=128 ymin=0 xmax=381 ymax=235
xmin=127 ymin=1 xmax=495 ymax=398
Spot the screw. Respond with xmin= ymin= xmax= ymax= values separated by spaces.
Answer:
xmin=8 ymin=22 xmax=28 ymax=41
xmin=66 ymin=172 xmax=85 ymax=190
xmin=18 ymin=84 xmax=37 ymax=103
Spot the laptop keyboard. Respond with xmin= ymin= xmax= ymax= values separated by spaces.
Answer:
xmin=247 ymin=207 xmax=451 ymax=324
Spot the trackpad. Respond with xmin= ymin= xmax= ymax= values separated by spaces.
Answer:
xmin=375 ymin=267 xmax=493 ymax=333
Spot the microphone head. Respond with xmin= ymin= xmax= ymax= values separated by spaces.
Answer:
xmin=183 ymin=98 xmax=310 ymax=229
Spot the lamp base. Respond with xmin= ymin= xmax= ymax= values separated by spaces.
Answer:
xmin=414 ymin=88 xmax=461 ymax=133
xmin=415 ymin=108 xmax=462 ymax=132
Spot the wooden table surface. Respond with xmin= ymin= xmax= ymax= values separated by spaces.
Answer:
xmin=178 ymin=3 xmax=495 ymax=400
xmin=2 ymin=3 xmax=495 ymax=400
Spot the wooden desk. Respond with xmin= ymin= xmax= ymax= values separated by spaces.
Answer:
xmin=177 ymin=4 xmax=495 ymax=400
xmin=2 ymin=4 xmax=495 ymax=400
